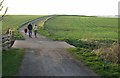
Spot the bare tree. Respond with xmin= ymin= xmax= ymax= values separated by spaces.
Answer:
xmin=0 ymin=0 xmax=8 ymax=20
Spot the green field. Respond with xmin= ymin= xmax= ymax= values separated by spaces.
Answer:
xmin=2 ymin=15 xmax=42 ymax=39
xmin=43 ymin=16 xmax=118 ymax=40
xmin=2 ymin=15 xmax=42 ymax=32
xmin=39 ymin=15 xmax=119 ymax=77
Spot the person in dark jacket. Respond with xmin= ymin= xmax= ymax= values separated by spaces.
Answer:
xmin=24 ymin=28 xmax=27 ymax=35
xmin=27 ymin=24 xmax=33 ymax=37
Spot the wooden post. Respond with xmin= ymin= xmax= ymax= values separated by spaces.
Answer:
xmin=2 ymin=29 xmax=15 ymax=51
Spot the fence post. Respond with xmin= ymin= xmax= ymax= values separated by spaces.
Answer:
xmin=10 ymin=30 xmax=15 ymax=47
xmin=2 ymin=29 xmax=15 ymax=51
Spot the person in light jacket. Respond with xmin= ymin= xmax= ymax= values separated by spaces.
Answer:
xmin=33 ymin=24 xmax=38 ymax=38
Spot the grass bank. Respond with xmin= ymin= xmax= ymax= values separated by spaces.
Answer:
xmin=2 ymin=48 xmax=24 ymax=76
xmin=67 ymin=47 xmax=119 ymax=78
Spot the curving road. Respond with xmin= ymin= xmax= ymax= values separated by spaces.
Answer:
xmin=13 ymin=16 xmax=99 ymax=76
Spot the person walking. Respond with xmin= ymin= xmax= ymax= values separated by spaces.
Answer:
xmin=33 ymin=24 xmax=38 ymax=38
xmin=24 ymin=28 xmax=27 ymax=35
xmin=27 ymin=23 xmax=33 ymax=38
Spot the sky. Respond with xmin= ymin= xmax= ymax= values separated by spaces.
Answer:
xmin=1 ymin=0 xmax=120 ymax=15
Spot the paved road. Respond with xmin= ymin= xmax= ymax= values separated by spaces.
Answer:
xmin=13 ymin=16 xmax=99 ymax=76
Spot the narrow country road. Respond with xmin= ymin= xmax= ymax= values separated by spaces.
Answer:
xmin=12 ymin=16 xmax=99 ymax=76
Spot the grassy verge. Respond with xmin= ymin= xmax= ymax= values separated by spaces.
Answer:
xmin=2 ymin=48 xmax=24 ymax=76
xmin=66 ymin=39 xmax=119 ymax=78
xmin=67 ymin=47 xmax=119 ymax=78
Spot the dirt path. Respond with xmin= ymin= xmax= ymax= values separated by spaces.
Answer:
xmin=13 ymin=16 xmax=98 ymax=76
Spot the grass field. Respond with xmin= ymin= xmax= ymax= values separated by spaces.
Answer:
xmin=2 ymin=15 xmax=42 ymax=39
xmin=38 ymin=15 xmax=119 ymax=78
xmin=43 ymin=16 xmax=118 ymax=40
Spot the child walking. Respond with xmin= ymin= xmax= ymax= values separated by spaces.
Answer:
xmin=24 ymin=28 xmax=28 ymax=35
xmin=34 ymin=24 xmax=38 ymax=38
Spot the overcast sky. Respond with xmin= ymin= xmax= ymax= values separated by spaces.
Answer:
xmin=2 ymin=0 xmax=120 ymax=15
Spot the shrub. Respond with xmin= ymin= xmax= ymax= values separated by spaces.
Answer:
xmin=94 ymin=43 xmax=119 ymax=63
